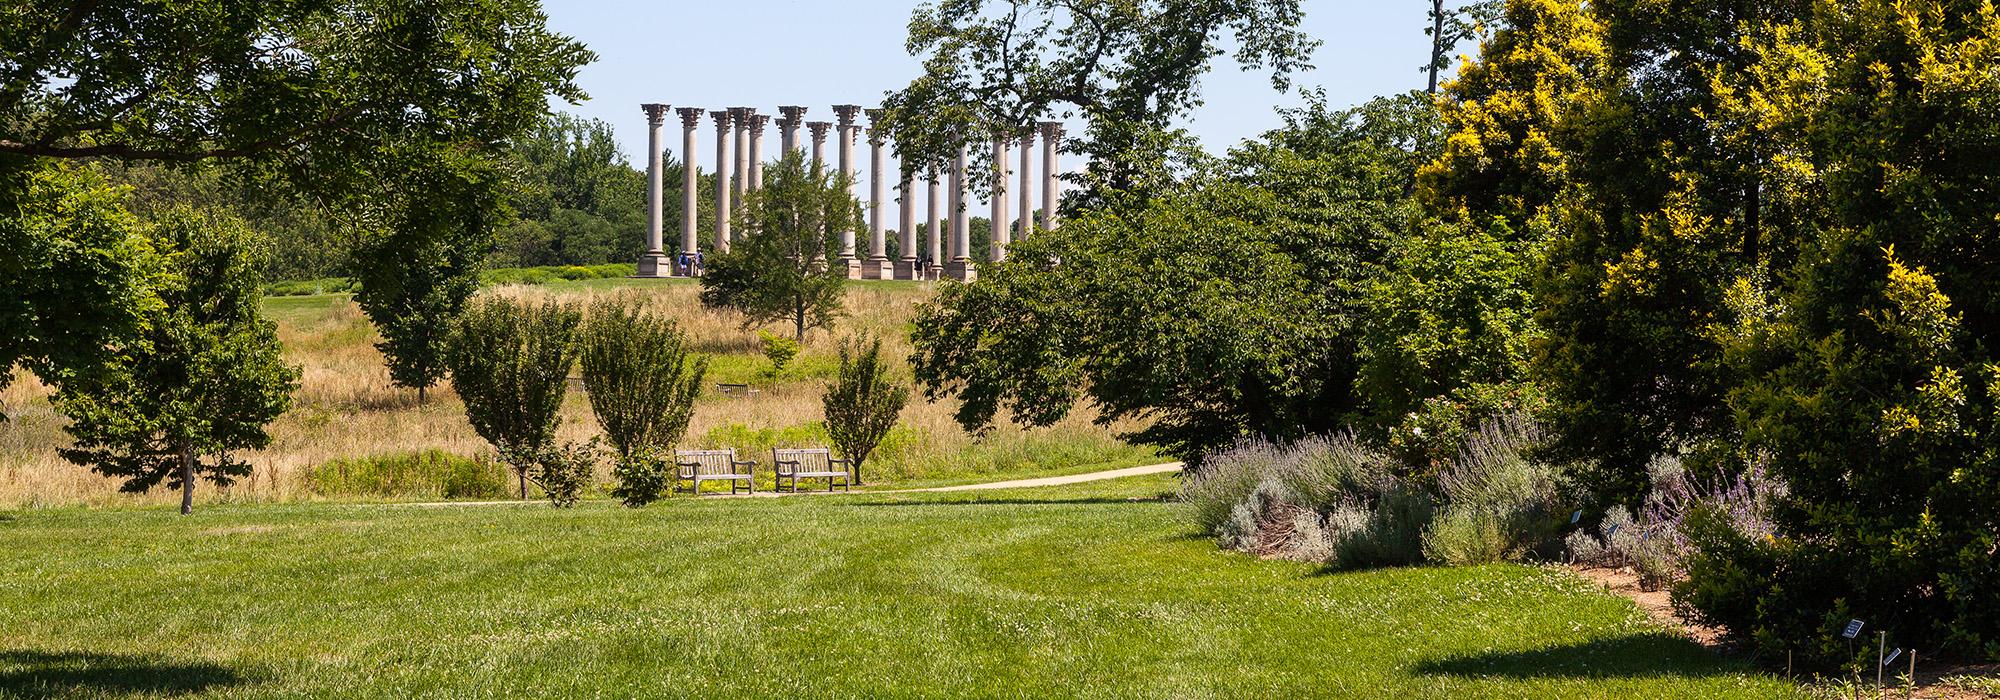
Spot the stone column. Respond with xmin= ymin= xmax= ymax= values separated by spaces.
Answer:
xmin=748 ymin=114 xmax=769 ymax=192
xmin=862 ymin=109 xmax=892 ymax=279
xmin=946 ymin=143 xmax=975 ymax=281
xmin=807 ymin=121 xmax=830 ymax=172
xmin=895 ymin=165 xmax=918 ymax=280
xmin=1018 ymin=131 xmax=1035 ymax=239
xmin=730 ymin=108 xmax=752 ymax=206
xmin=1040 ymin=121 xmax=1062 ymax=231
xmin=832 ymin=105 xmax=863 ymax=277
xmin=677 ymin=107 xmax=704 ymax=274
xmin=926 ymin=171 xmax=943 ymax=279
xmin=710 ymin=110 xmax=734 ymax=254
xmin=990 ymin=134 xmax=1011 ymax=263
xmin=636 ymin=103 xmax=671 ymax=277
xmin=778 ymin=106 xmax=807 ymax=156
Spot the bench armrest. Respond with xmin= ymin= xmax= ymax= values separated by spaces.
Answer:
xmin=828 ymin=458 xmax=850 ymax=466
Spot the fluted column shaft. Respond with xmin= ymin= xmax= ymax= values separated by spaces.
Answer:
xmin=779 ymin=106 xmax=806 ymax=155
xmin=711 ymin=110 xmax=734 ymax=253
xmin=678 ymin=107 xmax=704 ymax=266
xmin=807 ymin=122 xmax=830 ymax=172
xmin=833 ymin=105 xmax=862 ymax=266
xmin=990 ymin=135 xmax=1010 ymax=263
xmin=731 ymin=108 xmax=751 ymax=205
xmin=1018 ymin=132 xmax=1034 ymax=238
xmin=950 ymin=145 xmax=969 ymax=262
xmin=866 ymin=111 xmax=888 ymax=267
xmin=926 ymin=173 xmax=943 ymax=275
xmin=748 ymin=115 xmax=768 ymax=191
xmin=642 ymin=105 xmax=666 ymax=255
xmin=1040 ymin=122 xmax=1062 ymax=231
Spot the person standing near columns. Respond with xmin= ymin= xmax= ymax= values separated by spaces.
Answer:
xmin=778 ymin=106 xmax=806 ymax=156
xmin=710 ymin=110 xmax=734 ymax=254
xmin=832 ymin=104 xmax=863 ymax=277
xmin=1018 ymin=130 xmax=1034 ymax=240
xmin=1040 ymin=121 xmax=1062 ymax=232
xmin=990 ymin=133 xmax=1011 ymax=263
xmin=637 ymin=103 xmax=671 ymax=277
xmin=926 ymin=171 xmax=943 ymax=280
xmin=677 ymin=107 xmax=704 ymax=275
xmin=748 ymin=114 xmax=769 ymax=192
xmin=863 ymin=109 xmax=892 ymax=280
xmin=730 ymin=108 xmax=752 ymax=205
xmin=946 ymin=142 xmax=974 ymax=281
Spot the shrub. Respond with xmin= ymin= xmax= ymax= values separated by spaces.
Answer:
xmin=1421 ymin=415 xmax=1571 ymax=565
xmin=1183 ymin=434 xmax=1431 ymax=568
xmin=307 ymin=450 xmax=511 ymax=500
xmin=1182 ymin=438 xmax=1290 ymax=535
xmin=823 ymin=335 xmax=908 ymax=485
xmin=758 ymin=330 xmax=800 ymax=377
xmin=579 ymin=296 xmax=707 ymax=492
xmin=610 ymin=447 xmax=674 ymax=507
xmin=445 ymin=296 xmax=583 ymax=500
xmin=503 ymin=439 xmax=598 ymax=508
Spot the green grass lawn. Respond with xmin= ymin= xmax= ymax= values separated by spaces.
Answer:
xmin=0 ymin=474 xmax=1800 ymax=698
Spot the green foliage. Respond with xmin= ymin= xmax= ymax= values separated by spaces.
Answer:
xmin=758 ymin=330 xmax=800 ymax=377
xmin=0 ymin=160 xmax=157 ymax=414
xmin=823 ymin=336 xmax=909 ymax=485
xmin=351 ymin=160 xmax=497 ymax=400
xmin=609 ymin=447 xmax=674 ymax=508
xmin=1420 ymin=417 xmax=1571 ymax=566
xmin=52 ymin=209 xmax=299 ymax=514
xmin=501 ymin=440 xmax=598 ymax=508
xmin=307 ymin=449 xmax=512 ymax=500
xmin=445 ymin=296 xmax=583 ymax=498
xmin=699 ymin=152 xmax=854 ymax=341
xmin=1183 ymin=435 xmax=1433 ymax=568
xmin=882 ymin=0 xmax=1318 ymax=196
xmin=496 ymin=113 xmax=658 ymax=267
xmin=912 ymin=95 xmax=1434 ymax=464
xmin=579 ymin=296 xmax=708 ymax=462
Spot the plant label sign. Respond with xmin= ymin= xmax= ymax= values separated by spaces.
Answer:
xmin=1842 ymin=620 xmax=1865 ymax=639
xmin=1571 ymin=510 xmax=1583 ymax=525
xmin=1883 ymin=648 xmax=1902 ymax=666
xmin=1605 ymin=524 xmax=1621 ymax=538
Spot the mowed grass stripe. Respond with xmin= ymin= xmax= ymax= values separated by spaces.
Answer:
xmin=0 ymin=474 xmax=1799 ymax=698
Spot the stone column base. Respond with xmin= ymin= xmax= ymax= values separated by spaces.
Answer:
xmin=634 ymin=252 xmax=671 ymax=278
xmin=944 ymin=259 xmax=978 ymax=282
xmin=839 ymin=257 xmax=863 ymax=280
xmin=892 ymin=259 xmax=920 ymax=281
xmin=861 ymin=258 xmax=894 ymax=280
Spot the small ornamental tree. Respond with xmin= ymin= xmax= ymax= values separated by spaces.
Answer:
xmin=699 ymin=152 xmax=855 ymax=341
xmin=54 ymin=209 xmax=299 ymax=515
xmin=351 ymin=162 xmax=495 ymax=402
xmin=579 ymin=296 xmax=708 ymax=506
xmin=446 ymin=296 xmax=583 ymax=500
xmin=823 ymin=335 xmax=909 ymax=485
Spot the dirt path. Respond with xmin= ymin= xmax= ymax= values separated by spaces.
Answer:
xmin=389 ymin=461 xmax=1184 ymax=508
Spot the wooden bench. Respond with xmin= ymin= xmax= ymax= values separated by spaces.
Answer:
xmin=715 ymin=383 xmax=762 ymax=399
xmin=675 ymin=449 xmax=756 ymax=495
xmin=772 ymin=448 xmax=851 ymax=493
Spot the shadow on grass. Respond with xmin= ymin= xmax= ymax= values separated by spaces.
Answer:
xmin=849 ymin=497 xmax=1164 ymax=507
xmin=1412 ymin=633 xmax=1745 ymax=680
xmin=0 ymin=649 xmax=250 ymax=698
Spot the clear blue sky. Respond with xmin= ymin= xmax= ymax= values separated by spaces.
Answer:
xmin=542 ymin=1 xmax=1449 ymax=195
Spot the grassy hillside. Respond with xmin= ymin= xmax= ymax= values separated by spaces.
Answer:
xmin=0 ymin=473 xmax=1800 ymax=698
xmin=0 ymin=278 xmax=1156 ymax=508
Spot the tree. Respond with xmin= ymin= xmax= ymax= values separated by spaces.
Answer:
xmin=445 ymin=296 xmax=583 ymax=500
xmin=699 ymin=152 xmax=856 ymax=341
xmin=351 ymin=159 xmax=498 ymax=401
xmin=823 ymin=336 xmax=909 ymax=486
xmin=881 ymin=0 xmax=1319 ymax=197
xmin=579 ymin=296 xmax=708 ymax=507
xmin=53 ymin=210 xmax=299 ymax=515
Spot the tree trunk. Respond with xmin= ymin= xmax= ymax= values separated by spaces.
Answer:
xmin=519 ymin=468 xmax=528 ymax=500
xmin=794 ymin=304 xmax=806 ymax=342
xmin=852 ymin=456 xmax=863 ymax=486
xmin=179 ymin=443 xmax=195 ymax=516
xmin=1428 ymin=0 xmax=1448 ymax=94
xmin=417 ymin=385 xmax=427 ymax=404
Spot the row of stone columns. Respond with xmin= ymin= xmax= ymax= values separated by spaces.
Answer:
xmin=637 ymin=103 xmax=1064 ymax=281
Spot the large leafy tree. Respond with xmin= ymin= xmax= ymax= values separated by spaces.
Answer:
xmin=699 ymin=152 xmax=857 ymax=341
xmin=881 ymin=0 xmax=1318 ymax=197
xmin=445 ymin=297 xmax=583 ymax=500
xmin=54 ymin=210 xmax=298 ymax=515
xmin=912 ymin=96 xmax=1433 ymax=463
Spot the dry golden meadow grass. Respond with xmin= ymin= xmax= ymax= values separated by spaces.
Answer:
xmin=0 ymin=279 xmax=1155 ymax=508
